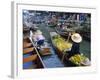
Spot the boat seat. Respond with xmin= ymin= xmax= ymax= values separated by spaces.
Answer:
xmin=23 ymin=54 xmax=37 ymax=63
xmin=23 ymin=37 xmax=31 ymax=43
xmin=23 ymin=42 xmax=32 ymax=48
xmin=23 ymin=47 xmax=34 ymax=54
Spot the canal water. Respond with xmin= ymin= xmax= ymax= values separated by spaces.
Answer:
xmin=41 ymin=46 xmax=64 ymax=68
xmin=80 ymin=40 xmax=91 ymax=60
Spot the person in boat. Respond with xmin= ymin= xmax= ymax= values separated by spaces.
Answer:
xmin=67 ymin=33 xmax=82 ymax=58
xmin=33 ymin=30 xmax=45 ymax=46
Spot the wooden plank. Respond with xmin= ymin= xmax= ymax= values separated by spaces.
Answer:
xmin=23 ymin=42 xmax=32 ymax=48
xmin=23 ymin=47 xmax=34 ymax=54
xmin=23 ymin=54 xmax=37 ymax=63
xmin=23 ymin=36 xmax=29 ymax=40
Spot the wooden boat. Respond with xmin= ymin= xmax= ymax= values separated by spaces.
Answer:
xmin=55 ymin=26 xmax=84 ymax=38
xmin=50 ymin=32 xmax=78 ymax=67
xmin=23 ymin=37 xmax=45 ymax=69
xmin=55 ymin=27 xmax=68 ymax=38
xmin=50 ymin=32 xmax=90 ymax=67
xmin=55 ymin=27 xmax=76 ymax=40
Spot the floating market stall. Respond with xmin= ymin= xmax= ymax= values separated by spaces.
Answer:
xmin=50 ymin=32 xmax=90 ymax=67
xmin=50 ymin=32 xmax=73 ymax=66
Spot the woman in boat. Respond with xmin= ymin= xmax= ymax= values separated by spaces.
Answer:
xmin=33 ymin=30 xmax=45 ymax=46
xmin=67 ymin=33 xmax=82 ymax=58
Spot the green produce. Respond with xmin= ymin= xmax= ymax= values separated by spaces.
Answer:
xmin=52 ymin=35 xmax=72 ymax=52
xmin=69 ymin=54 xmax=88 ymax=66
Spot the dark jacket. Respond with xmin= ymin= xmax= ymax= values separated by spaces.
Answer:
xmin=67 ymin=42 xmax=80 ymax=58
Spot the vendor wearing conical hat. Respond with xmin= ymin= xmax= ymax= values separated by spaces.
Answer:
xmin=67 ymin=33 xmax=82 ymax=58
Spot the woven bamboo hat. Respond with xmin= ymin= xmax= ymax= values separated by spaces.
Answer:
xmin=71 ymin=33 xmax=82 ymax=43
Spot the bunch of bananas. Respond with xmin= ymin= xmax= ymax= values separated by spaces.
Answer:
xmin=69 ymin=54 xmax=88 ymax=66
xmin=52 ymin=35 xmax=72 ymax=51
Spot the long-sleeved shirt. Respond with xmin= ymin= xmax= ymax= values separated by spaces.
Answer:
xmin=33 ymin=34 xmax=45 ymax=42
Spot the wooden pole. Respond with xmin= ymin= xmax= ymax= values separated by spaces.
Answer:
xmin=67 ymin=32 xmax=71 ymax=42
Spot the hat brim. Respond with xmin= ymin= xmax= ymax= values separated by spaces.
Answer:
xmin=71 ymin=34 xmax=82 ymax=43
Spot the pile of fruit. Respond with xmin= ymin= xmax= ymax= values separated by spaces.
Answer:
xmin=52 ymin=35 xmax=72 ymax=52
xmin=69 ymin=54 xmax=90 ymax=66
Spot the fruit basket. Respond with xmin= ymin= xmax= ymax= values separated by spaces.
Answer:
xmin=69 ymin=54 xmax=90 ymax=66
